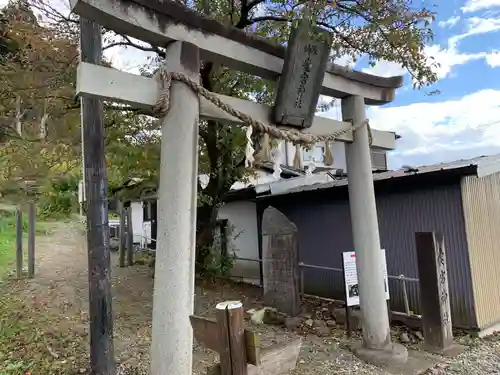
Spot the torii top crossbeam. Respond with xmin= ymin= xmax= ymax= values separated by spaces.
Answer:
xmin=70 ymin=0 xmax=404 ymax=105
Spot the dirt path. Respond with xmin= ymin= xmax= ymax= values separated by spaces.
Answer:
xmin=2 ymin=221 xmax=500 ymax=375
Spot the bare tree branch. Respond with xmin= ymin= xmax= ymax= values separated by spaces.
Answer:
xmin=248 ymin=15 xmax=289 ymax=24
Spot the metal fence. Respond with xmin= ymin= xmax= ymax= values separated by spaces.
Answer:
xmin=298 ymin=261 xmax=420 ymax=317
xmin=131 ymin=240 xmax=421 ymax=318
xmin=228 ymin=256 xmax=262 ymax=286
xmin=227 ymin=256 xmax=421 ymax=317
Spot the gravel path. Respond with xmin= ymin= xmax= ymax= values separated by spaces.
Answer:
xmin=4 ymin=220 xmax=500 ymax=375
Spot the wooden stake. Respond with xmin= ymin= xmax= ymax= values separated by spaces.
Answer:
xmin=190 ymin=315 xmax=261 ymax=366
xmin=16 ymin=207 xmax=22 ymax=278
xmin=27 ymin=202 xmax=35 ymax=278
xmin=126 ymin=206 xmax=134 ymax=266
xmin=192 ymin=302 xmax=301 ymax=375
xmin=216 ymin=301 xmax=248 ymax=375
xmin=119 ymin=203 xmax=126 ymax=267
xmin=80 ymin=17 xmax=115 ymax=375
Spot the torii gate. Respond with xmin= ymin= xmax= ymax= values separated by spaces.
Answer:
xmin=72 ymin=0 xmax=406 ymax=374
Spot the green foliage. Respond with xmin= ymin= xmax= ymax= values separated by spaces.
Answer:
xmin=197 ymin=222 xmax=241 ymax=278
xmin=0 ymin=1 xmax=155 ymax=213
xmin=0 ymin=211 xmax=20 ymax=278
xmin=250 ymin=0 xmax=438 ymax=88
xmin=38 ymin=174 xmax=79 ymax=218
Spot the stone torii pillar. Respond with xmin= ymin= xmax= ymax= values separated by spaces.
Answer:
xmin=150 ymin=41 xmax=200 ymax=375
xmin=342 ymin=95 xmax=407 ymax=366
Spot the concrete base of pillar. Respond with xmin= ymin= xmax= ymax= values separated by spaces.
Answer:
xmin=352 ymin=343 xmax=451 ymax=375
xmin=352 ymin=342 xmax=408 ymax=368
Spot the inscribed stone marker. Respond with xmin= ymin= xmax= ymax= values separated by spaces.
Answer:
xmin=262 ymin=207 xmax=300 ymax=316
xmin=415 ymin=232 xmax=464 ymax=356
xmin=273 ymin=19 xmax=332 ymax=129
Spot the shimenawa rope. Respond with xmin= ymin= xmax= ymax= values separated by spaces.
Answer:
xmin=152 ymin=65 xmax=373 ymax=146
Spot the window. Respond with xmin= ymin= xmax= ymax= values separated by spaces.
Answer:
xmin=143 ymin=200 xmax=153 ymax=221
xmin=215 ymin=220 xmax=229 ymax=257
xmin=371 ymin=150 xmax=388 ymax=171
xmin=303 ymin=145 xmax=325 ymax=163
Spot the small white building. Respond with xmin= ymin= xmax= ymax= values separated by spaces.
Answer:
xmin=218 ymin=140 xmax=389 ymax=285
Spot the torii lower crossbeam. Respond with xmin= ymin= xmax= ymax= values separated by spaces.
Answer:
xmin=76 ymin=62 xmax=397 ymax=150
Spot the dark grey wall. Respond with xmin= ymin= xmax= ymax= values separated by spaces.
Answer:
xmin=260 ymin=182 xmax=477 ymax=329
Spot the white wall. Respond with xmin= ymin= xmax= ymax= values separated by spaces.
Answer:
xmin=277 ymin=140 xmax=347 ymax=171
xmin=217 ymin=201 xmax=261 ymax=286
xmin=130 ymin=201 xmax=144 ymax=244
xmin=231 ymin=170 xmax=282 ymax=190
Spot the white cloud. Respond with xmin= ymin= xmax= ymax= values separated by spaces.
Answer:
xmin=361 ymin=44 xmax=486 ymax=83
xmin=438 ymin=16 xmax=461 ymax=28
xmin=362 ymin=60 xmax=406 ymax=78
xmin=462 ymin=0 xmax=500 ymax=13
xmin=252 ymin=1 xmax=267 ymax=17
xmin=419 ymin=16 xmax=500 ymax=80
xmin=364 ymin=23 xmax=500 ymax=83
xmin=367 ymin=89 xmax=500 ymax=168
xmin=424 ymin=44 xmax=486 ymax=79
xmin=333 ymin=55 xmax=356 ymax=68
xmin=449 ymin=16 xmax=500 ymax=46
xmin=364 ymin=14 xmax=500 ymax=82
xmin=486 ymin=51 xmax=500 ymax=66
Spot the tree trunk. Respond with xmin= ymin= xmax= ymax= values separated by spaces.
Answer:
xmin=177 ymin=2 xmax=256 ymax=275
xmin=195 ymin=200 xmax=219 ymax=272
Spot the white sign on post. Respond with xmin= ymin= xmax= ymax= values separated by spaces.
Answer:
xmin=342 ymin=249 xmax=390 ymax=307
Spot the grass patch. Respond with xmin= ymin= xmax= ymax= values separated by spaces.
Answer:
xmin=0 ymin=209 xmax=50 ymax=280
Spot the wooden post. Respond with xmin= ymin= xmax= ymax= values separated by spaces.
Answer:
xmin=118 ymin=203 xmax=126 ymax=267
xmin=216 ymin=301 xmax=247 ymax=375
xmin=150 ymin=41 xmax=200 ymax=375
xmin=190 ymin=313 xmax=261 ymax=368
xmin=126 ymin=206 xmax=134 ymax=266
xmin=415 ymin=232 xmax=464 ymax=356
xmin=16 ymin=207 xmax=22 ymax=278
xmin=80 ymin=18 xmax=115 ymax=375
xmin=27 ymin=202 xmax=35 ymax=278
xmin=191 ymin=304 xmax=302 ymax=375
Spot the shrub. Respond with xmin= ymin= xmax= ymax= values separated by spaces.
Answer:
xmin=38 ymin=174 xmax=79 ymax=218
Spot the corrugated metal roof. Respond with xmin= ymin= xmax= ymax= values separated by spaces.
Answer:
xmin=259 ymin=153 xmax=500 ymax=198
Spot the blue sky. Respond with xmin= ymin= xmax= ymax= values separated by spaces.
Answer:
xmin=323 ymin=0 xmax=500 ymax=168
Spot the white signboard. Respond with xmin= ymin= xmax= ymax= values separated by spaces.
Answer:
xmin=142 ymin=221 xmax=152 ymax=247
xmin=342 ymin=249 xmax=390 ymax=307
xmin=78 ymin=180 xmax=85 ymax=203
